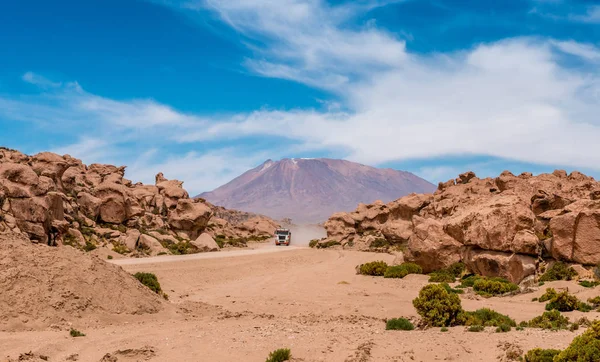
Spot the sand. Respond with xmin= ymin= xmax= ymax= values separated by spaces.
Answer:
xmin=1 ymin=234 xmax=597 ymax=361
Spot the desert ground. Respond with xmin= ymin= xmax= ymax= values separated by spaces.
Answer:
xmin=1 ymin=228 xmax=597 ymax=362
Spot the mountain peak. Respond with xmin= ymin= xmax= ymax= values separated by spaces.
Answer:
xmin=199 ymin=158 xmax=435 ymax=223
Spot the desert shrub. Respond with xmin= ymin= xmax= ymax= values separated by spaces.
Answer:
xmin=539 ymin=281 xmax=545 ymax=286
xmin=554 ymin=320 xmax=600 ymax=361
xmin=495 ymin=324 xmax=511 ymax=333
xmin=167 ymin=241 xmax=193 ymax=255
xmin=538 ymin=288 xmax=557 ymax=302
xmin=460 ymin=308 xmax=516 ymax=327
xmin=524 ymin=348 xmax=561 ymax=362
xmin=579 ymin=303 xmax=594 ymax=312
xmin=441 ymin=283 xmax=464 ymax=294
xmin=516 ymin=326 xmax=525 ymax=331
xmin=107 ymin=255 xmax=113 ymax=260
xmin=580 ymin=280 xmax=600 ymax=288
xmin=532 ymin=297 xmax=539 ymax=302
xmin=589 ymin=296 xmax=600 ymax=306
xmin=412 ymin=284 xmax=463 ymax=327
xmin=545 ymin=291 xmax=580 ymax=312
xmin=214 ymin=235 xmax=226 ymax=248
xmin=473 ymin=277 xmax=518 ymax=296
xmin=384 ymin=263 xmax=422 ymax=278
xmin=112 ymin=242 xmax=130 ymax=255
xmin=386 ymin=318 xmax=414 ymax=331
xmin=539 ymin=262 xmax=577 ymax=282
xmin=133 ymin=272 xmax=162 ymax=294
xmin=370 ymin=238 xmax=390 ymax=248
xmin=358 ymin=261 xmax=388 ymax=276
xmin=440 ymin=327 xmax=449 ymax=332
xmin=447 ymin=262 xmax=466 ymax=278
xmin=528 ymin=310 xmax=570 ymax=330
xmin=429 ymin=271 xmax=456 ymax=283
xmin=83 ymin=241 xmax=97 ymax=252
xmin=468 ymin=325 xmax=484 ymax=332
xmin=265 ymin=348 xmax=291 ymax=362
xmin=316 ymin=240 xmax=341 ymax=249
xmin=457 ymin=275 xmax=482 ymax=288
xmin=70 ymin=328 xmax=85 ymax=337
xmin=309 ymin=239 xmax=319 ymax=248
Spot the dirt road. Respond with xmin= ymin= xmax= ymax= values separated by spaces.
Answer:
xmin=1 ymin=246 xmax=592 ymax=362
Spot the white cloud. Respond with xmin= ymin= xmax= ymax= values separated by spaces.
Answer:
xmin=570 ymin=5 xmax=600 ymax=24
xmin=22 ymin=72 xmax=62 ymax=88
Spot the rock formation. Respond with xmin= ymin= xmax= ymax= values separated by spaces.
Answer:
xmin=0 ymin=147 xmax=278 ymax=256
xmin=322 ymin=170 xmax=600 ymax=283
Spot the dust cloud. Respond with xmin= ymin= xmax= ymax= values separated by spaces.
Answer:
xmin=288 ymin=224 xmax=327 ymax=247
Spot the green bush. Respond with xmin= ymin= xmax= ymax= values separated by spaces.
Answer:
xmin=107 ymin=255 xmax=113 ymax=260
xmin=528 ymin=310 xmax=570 ymax=330
xmin=468 ymin=325 xmax=484 ymax=332
xmin=412 ymin=284 xmax=463 ymax=327
xmin=538 ymin=288 xmax=557 ymax=302
xmin=265 ymin=348 xmax=291 ymax=362
xmin=524 ymin=348 xmax=561 ymax=362
xmin=83 ymin=241 xmax=97 ymax=252
xmin=316 ymin=240 xmax=341 ymax=249
xmin=495 ymin=324 xmax=511 ymax=333
xmin=579 ymin=303 xmax=594 ymax=312
xmin=589 ymin=296 xmax=600 ymax=306
xmin=386 ymin=318 xmax=415 ymax=331
xmin=447 ymin=262 xmax=466 ymax=278
xmin=440 ymin=327 xmax=449 ymax=332
xmin=384 ymin=263 xmax=422 ymax=278
xmin=370 ymin=238 xmax=390 ymax=248
xmin=460 ymin=308 xmax=516 ymax=327
xmin=554 ymin=320 xmax=600 ymax=361
xmin=429 ymin=271 xmax=456 ymax=283
xmin=70 ymin=328 xmax=85 ymax=337
xmin=473 ymin=277 xmax=518 ymax=296
xmin=133 ymin=272 xmax=162 ymax=294
xmin=545 ymin=291 xmax=580 ymax=312
xmin=579 ymin=280 xmax=600 ymax=288
xmin=539 ymin=262 xmax=577 ymax=282
xmin=457 ymin=275 xmax=482 ymax=288
xmin=358 ymin=261 xmax=389 ymax=276
xmin=441 ymin=283 xmax=464 ymax=294
xmin=308 ymin=239 xmax=319 ymax=248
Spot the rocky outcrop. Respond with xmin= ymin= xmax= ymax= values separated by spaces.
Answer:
xmin=0 ymin=147 xmax=279 ymax=257
xmin=323 ymin=170 xmax=600 ymax=282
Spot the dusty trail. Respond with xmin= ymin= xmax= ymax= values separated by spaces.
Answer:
xmin=2 ymin=243 xmax=594 ymax=361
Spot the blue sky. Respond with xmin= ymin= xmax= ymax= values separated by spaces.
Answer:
xmin=1 ymin=0 xmax=599 ymax=194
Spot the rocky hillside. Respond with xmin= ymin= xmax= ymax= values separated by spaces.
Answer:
xmin=200 ymin=158 xmax=435 ymax=223
xmin=0 ymin=148 xmax=278 ymax=256
xmin=322 ymin=170 xmax=600 ymax=283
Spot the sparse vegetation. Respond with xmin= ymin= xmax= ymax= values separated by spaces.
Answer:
xmin=83 ymin=240 xmax=97 ymax=252
xmin=386 ymin=318 xmax=414 ymax=331
xmin=369 ymin=238 xmax=390 ymax=249
xmin=316 ymin=240 xmax=341 ymax=249
xmin=460 ymin=308 xmax=516 ymax=327
xmin=468 ymin=325 xmax=484 ymax=332
xmin=544 ymin=291 xmax=586 ymax=312
xmin=309 ymin=239 xmax=319 ymax=248
xmin=112 ymin=242 xmax=130 ymax=255
xmin=457 ymin=274 xmax=481 ymax=288
xmin=554 ymin=320 xmax=600 ymax=361
xmin=412 ymin=284 xmax=463 ymax=327
xmin=358 ymin=261 xmax=388 ymax=276
xmin=527 ymin=310 xmax=570 ymax=330
xmin=440 ymin=327 xmax=449 ymax=332
xmin=441 ymin=283 xmax=464 ymax=294
xmin=539 ymin=262 xmax=577 ymax=282
xmin=524 ymin=348 xmax=561 ymax=362
xmin=133 ymin=272 xmax=162 ymax=294
xmin=70 ymin=328 xmax=85 ymax=337
xmin=538 ymin=288 xmax=557 ymax=303
xmin=265 ymin=348 xmax=291 ymax=362
xmin=384 ymin=263 xmax=422 ymax=278
xmin=107 ymin=255 xmax=113 ymax=260
xmin=495 ymin=324 xmax=511 ymax=333
xmin=429 ymin=271 xmax=456 ymax=283
xmin=589 ymin=296 xmax=600 ymax=306
xmin=579 ymin=280 xmax=600 ymax=288
xmin=472 ymin=277 xmax=519 ymax=297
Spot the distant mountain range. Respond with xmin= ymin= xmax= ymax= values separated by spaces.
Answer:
xmin=198 ymin=158 xmax=435 ymax=223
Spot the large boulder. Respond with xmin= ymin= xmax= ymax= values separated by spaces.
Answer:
xmin=550 ymin=203 xmax=600 ymax=265
xmin=462 ymin=248 xmax=536 ymax=284
xmin=404 ymin=217 xmax=462 ymax=273
xmin=167 ymin=199 xmax=212 ymax=240
xmin=191 ymin=233 xmax=220 ymax=252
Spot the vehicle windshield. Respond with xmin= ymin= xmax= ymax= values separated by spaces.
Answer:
xmin=275 ymin=230 xmax=289 ymax=235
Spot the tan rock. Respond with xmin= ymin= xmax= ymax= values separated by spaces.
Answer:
xmin=404 ymin=217 xmax=463 ymax=273
xmin=462 ymin=248 xmax=536 ymax=283
xmin=78 ymin=192 xmax=102 ymax=219
xmin=191 ymin=233 xmax=220 ymax=252
xmin=168 ymin=199 xmax=212 ymax=240
xmin=138 ymin=234 xmax=167 ymax=255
